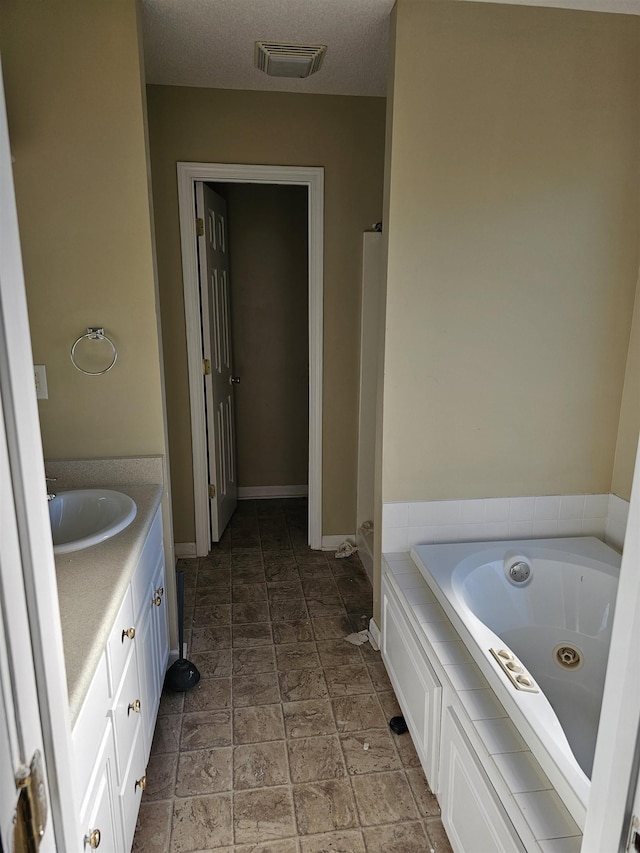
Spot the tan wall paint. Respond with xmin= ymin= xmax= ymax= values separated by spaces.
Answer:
xmin=613 ymin=276 xmax=640 ymax=501
xmin=220 ymin=183 xmax=309 ymax=490
xmin=382 ymin=1 xmax=640 ymax=505
xmin=147 ymin=86 xmax=386 ymax=542
xmin=0 ymin=1 xmax=165 ymax=461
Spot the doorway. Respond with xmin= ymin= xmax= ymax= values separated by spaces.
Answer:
xmin=177 ymin=163 xmax=324 ymax=554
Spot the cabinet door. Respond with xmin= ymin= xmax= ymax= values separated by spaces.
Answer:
xmin=440 ymin=703 xmax=526 ymax=853
xmin=150 ymin=551 xmax=169 ymax=698
xmin=136 ymin=597 xmax=155 ymax=762
xmin=79 ymin=722 xmax=122 ymax=853
xmin=382 ymin=584 xmax=441 ymax=788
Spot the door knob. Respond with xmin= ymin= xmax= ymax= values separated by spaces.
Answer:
xmin=230 ymin=376 xmax=240 ymax=385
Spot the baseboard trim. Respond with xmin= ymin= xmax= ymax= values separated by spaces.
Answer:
xmin=321 ymin=534 xmax=357 ymax=551
xmin=175 ymin=542 xmax=197 ymax=558
xmin=238 ymin=485 xmax=309 ymax=500
xmin=368 ymin=618 xmax=381 ymax=651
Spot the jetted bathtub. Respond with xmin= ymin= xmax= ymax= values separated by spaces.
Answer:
xmin=411 ymin=537 xmax=620 ymax=813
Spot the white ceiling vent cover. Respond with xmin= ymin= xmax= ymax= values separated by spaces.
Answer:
xmin=255 ymin=41 xmax=327 ymax=78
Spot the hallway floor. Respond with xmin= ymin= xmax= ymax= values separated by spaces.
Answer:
xmin=132 ymin=498 xmax=452 ymax=852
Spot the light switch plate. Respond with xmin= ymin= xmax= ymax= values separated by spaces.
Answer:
xmin=34 ymin=364 xmax=48 ymax=399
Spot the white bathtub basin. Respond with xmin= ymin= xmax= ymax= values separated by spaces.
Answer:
xmin=49 ymin=489 xmax=137 ymax=555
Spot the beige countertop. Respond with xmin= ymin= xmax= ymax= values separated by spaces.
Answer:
xmin=54 ymin=483 xmax=163 ymax=725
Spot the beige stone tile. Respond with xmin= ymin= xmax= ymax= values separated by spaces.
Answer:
xmin=366 ymin=662 xmax=394 ymax=692
xmin=362 ymin=821 xmax=429 ymax=853
xmin=183 ymin=678 xmax=231 ymax=712
xmin=276 ymin=643 xmax=320 ymax=670
xmin=272 ymin=620 xmax=314 ymax=644
xmin=132 ymin=800 xmax=172 ymax=852
xmin=181 ymin=711 xmax=232 ymax=750
xmin=232 ymin=583 xmax=268 ymax=603
xmin=233 ymin=672 xmax=281 ymax=707
xmin=232 ymin=565 xmax=266 ymax=585
xmin=292 ymin=779 xmax=358 ymax=835
xmin=232 ymin=623 xmax=273 ymax=647
xmin=233 ymin=786 xmax=296 ymax=845
xmin=233 ymin=704 xmax=285 ymax=744
xmin=198 ymin=569 xmax=231 ymax=589
xmin=287 ymin=736 xmax=345 ymax=783
xmin=311 ymin=616 xmax=351 ymax=641
xmin=235 ymin=841 xmax=299 ymax=853
xmin=191 ymin=604 xmax=231 ymax=627
xmin=144 ymin=751 xmax=178 ymax=800
xmin=191 ymin=626 xmax=232 ymax=652
xmin=394 ymin=730 xmax=422 ymax=768
xmin=299 ymin=830 xmax=365 ymax=853
xmin=316 ymin=640 xmax=363 ymax=668
xmin=377 ymin=690 xmax=402 ymax=720
xmin=158 ymin=689 xmax=185 ymax=716
xmin=170 ymin=793 xmax=233 ymax=851
xmin=267 ymin=580 xmax=304 ymax=599
xmin=270 ymin=599 xmax=309 ymax=622
xmin=151 ymin=714 xmax=182 ymax=754
xmin=233 ymin=741 xmax=290 ymax=790
xmin=283 ymin=699 xmax=337 ymax=739
xmin=301 ymin=578 xmax=339 ymax=598
xmin=296 ymin=561 xmax=332 ymax=577
xmin=425 ymin=817 xmax=454 ymax=852
xmin=406 ymin=767 xmax=440 ymax=816
xmin=332 ymin=695 xmax=386 ymax=733
xmin=351 ymin=771 xmax=418 ymax=825
xmin=196 ymin=587 xmax=232 ymax=605
xmin=189 ymin=649 xmax=232 ymax=679
xmin=175 ymin=748 xmax=232 ymax=797
xmin=264 ymin=561 xmax=300 ymax=582
xmin=306 ymin=597 xmax=345 ymax=618
xmin=199 ymin=552 xmax=232 ymax=570
xmin=232 ymin=647 xmax=276 ymax=675
xmin=340 ymin=729 xmax=401 ymax=775
xmin=232 ymin=602 xmax=270 ymax=624
xmin=279 ymin=669 xmax=328 ymax=702
xmin=324 ymin=665 xmax=373 ymax=697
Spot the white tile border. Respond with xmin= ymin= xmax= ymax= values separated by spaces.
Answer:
xmin=382 ymin=493 xmax=629 ymax=553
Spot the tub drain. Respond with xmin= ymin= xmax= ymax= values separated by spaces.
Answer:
xmin=553 ymin=643 xmax=583 ymax=671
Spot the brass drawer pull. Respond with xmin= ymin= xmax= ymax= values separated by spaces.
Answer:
xmin=127 ymin=699 xmax=141 ymax=716
xmin=135 ymin=775 xmax=147 ymax=793
xmin=85 ymin=828 xmax=101 ymax=848
xmin=155 ymin=587 xmax=164 ymax=598
xmin=152 ymin=595 xmax=162 ymax=607
xmin=121 ymin=627 xmax=136 ymax=642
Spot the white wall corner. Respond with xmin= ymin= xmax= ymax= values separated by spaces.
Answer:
xmin=368 ymin=618 xmax=381 ymax=651
xmin=321 ymin=534 xmax=357 ymax=551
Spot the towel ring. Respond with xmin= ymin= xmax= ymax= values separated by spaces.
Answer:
xmin=70 ymin=328 xmax=118 ymax=376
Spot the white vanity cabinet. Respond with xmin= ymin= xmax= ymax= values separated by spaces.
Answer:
xmin=72 ymin=507 xmax=167 ymax=852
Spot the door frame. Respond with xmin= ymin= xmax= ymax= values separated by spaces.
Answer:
xmin=177 ymin=162 xmax=324 ymax=554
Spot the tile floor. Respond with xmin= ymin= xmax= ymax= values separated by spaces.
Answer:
xmin=132 ymin=498 xmax=453 ymax=853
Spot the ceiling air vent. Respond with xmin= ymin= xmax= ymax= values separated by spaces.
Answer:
xmin=255 ymin=41 xmax=327 ymax=78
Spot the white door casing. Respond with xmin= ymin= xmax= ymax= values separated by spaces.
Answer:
xmin=195 ymin=182 xmax=237 ymax=542
xmin=0 ymin=58 xmax=79 ymax=850
xmin=178 ymin=163 xmax=324 ymax=555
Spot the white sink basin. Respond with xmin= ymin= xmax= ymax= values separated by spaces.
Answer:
xmin=49 ymin=489 xmax=137 ymax=555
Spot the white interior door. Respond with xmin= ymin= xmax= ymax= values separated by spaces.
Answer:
xmin=196 ymin=182 xmax=237 ymax=543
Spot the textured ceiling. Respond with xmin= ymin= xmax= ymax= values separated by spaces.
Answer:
xmin=141 ymin=0 xmax=394 ymax=97
xmin=141 ymin=0 xmax=640 ymax=98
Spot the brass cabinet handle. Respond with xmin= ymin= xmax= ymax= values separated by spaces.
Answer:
xmin=135 ymin=775 xmax=147 ymax=793
xmin=127 ymin=699 xmax=141 ymax=716
xmin=121 ymin=627 xmax=136 ymax=642
xmin=152 ymin=596 xmax=162 ymax=607
xmin=155 ymin=587 xmax=164 ymax=598
xmin=85 ymin=828 xmax=101 ymax=848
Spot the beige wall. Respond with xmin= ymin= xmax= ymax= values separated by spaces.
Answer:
xmin=613 ymin=276 xmax=640 ymax=500
xmin=220 ymin=183 xmax=309 ymax=490
xmin=382 ymin=0 xmax=640 ymax=505
xmin=0 ymin=0 xmax=166 ymax=462
xmin=147 ymin=86 xmax=386 ymax=542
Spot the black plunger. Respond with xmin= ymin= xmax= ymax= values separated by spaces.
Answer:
xmin=165 ymin=571 xmax=200 ymax=692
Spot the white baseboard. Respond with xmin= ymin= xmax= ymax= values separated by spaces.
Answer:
xmin=368 ymin=618 xmax=381 ymax=651
xmin=175 ymin=542 xmax=197 ymax=558
xmin=238 ymin=485 xmax=308 ymax=500
xmin=321 ymin=534 xmax=357 ymax=551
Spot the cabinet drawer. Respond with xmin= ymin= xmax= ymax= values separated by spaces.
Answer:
xmin=119 ymin=721 xmax=147 ymax=852
xmin=111 ymin=644 xmax=142 ymax=786
xmin=107 ymin=587 xmax=136 ymax=697
xmin=131 ymin=509 xmax=163 ymax=617
xmin=72 ymin=652 xmax=109 ymax=800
